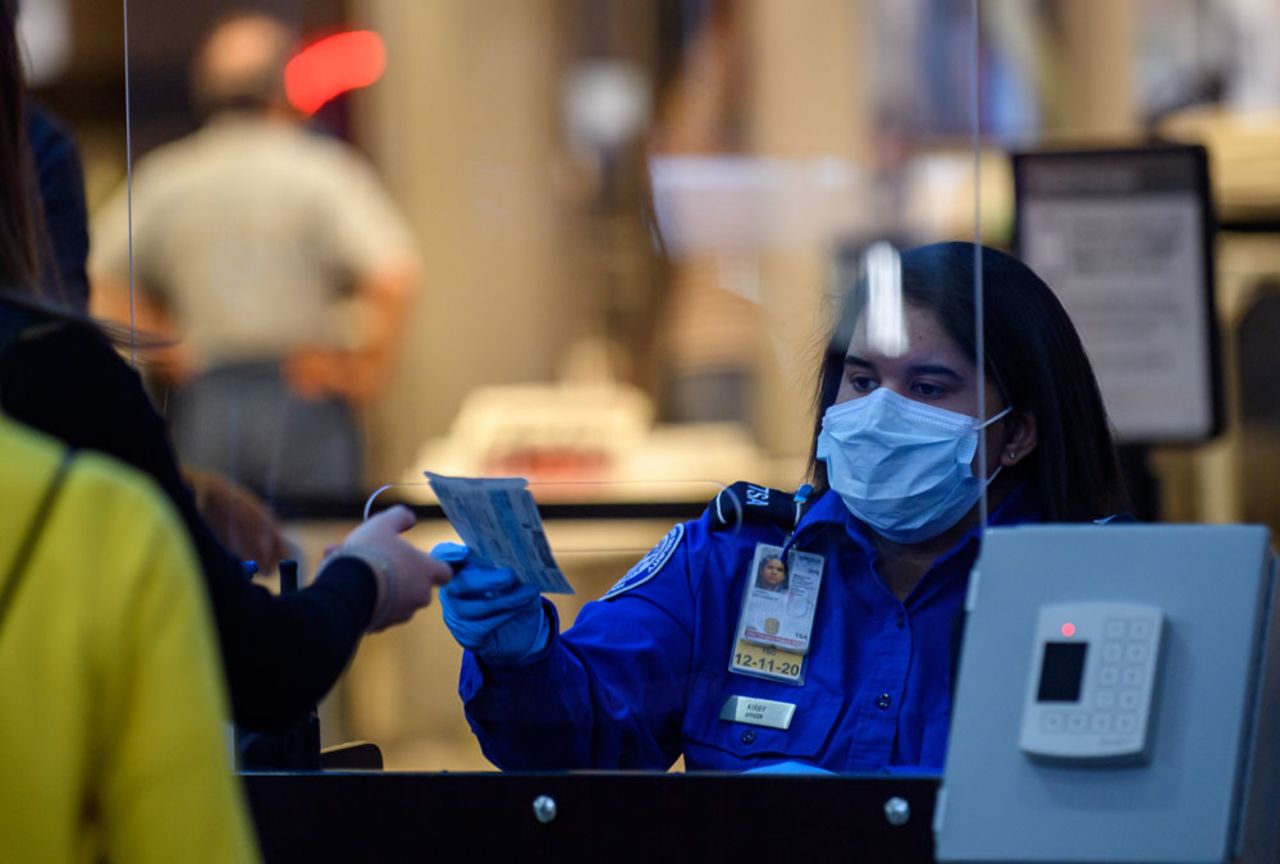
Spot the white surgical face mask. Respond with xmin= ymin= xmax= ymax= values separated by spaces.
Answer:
xmin=816 ymin=387 xmax=1012 ymax=544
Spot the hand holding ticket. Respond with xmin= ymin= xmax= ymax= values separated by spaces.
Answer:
xmin=425 ymin=472 xmax=574 ymax=594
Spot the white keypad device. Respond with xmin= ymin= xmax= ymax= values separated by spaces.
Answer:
xmin=1018 ymin=602 xmax=1164 ymax=764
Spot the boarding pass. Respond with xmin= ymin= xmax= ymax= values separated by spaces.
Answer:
xmin=425 ymin=472 xmax=575 ymax=594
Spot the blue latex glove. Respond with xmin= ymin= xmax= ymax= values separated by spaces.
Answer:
xmin=433 ymin=542 xmax=550 ymax=666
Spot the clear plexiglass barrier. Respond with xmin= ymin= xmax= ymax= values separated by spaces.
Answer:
xmin=21 ymin=0 xmax=1277 ymax=779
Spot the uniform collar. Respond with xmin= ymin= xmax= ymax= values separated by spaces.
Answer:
xmin=789 ymin=485 xmax=1041 ymax=605
xmin=793 ymin=483 xmax=1041 ymax=554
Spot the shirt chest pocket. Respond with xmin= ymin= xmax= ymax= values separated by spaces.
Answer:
xmin=680 ymin=671 xmax=842 ymax=771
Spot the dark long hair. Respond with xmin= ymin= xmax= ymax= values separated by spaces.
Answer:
xmin=808 ymin=241 xmax=1128 ymax=522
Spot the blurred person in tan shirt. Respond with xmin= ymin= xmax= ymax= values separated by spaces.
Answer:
xmin=92 ymin=11 xmax=419 ymax=499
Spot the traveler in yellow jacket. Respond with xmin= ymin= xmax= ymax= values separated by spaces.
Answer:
xmin=0 ymin=415 xmax=259 ymax=863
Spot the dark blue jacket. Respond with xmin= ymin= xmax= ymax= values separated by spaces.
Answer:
xmin=460 ymin=486 xmax=1040 ymax=772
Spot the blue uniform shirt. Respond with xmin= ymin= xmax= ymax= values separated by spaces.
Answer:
xmin=459 ymin=486 xmax=1040 ymax=773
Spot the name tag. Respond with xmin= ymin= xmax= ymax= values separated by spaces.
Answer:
xmin=719 ymin=695 xmax=797 ymax=730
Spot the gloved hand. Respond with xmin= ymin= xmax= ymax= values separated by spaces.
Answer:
xmin=322 ymin=506 xmax=453 ymax=632
xmin=432 ymin=542 xmax=550 ymax=666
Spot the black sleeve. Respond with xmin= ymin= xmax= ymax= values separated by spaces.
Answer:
xmin=0 ymin=323 xmax=376 ymax=730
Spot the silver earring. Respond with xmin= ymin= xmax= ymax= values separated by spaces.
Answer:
xmin=1006 ymin=449 xmax=1017 ymax=460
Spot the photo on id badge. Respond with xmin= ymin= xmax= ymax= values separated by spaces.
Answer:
xmin=755 ymin=555 xmax=789 ymax=594
xmin=744 ymin=544 xmax=817 ymax=650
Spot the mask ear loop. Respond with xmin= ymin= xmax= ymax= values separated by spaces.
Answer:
xmin=975 ymin=404 xmax=1013 ymax=430
xmin=973 ymin=406 xmax=1013 ymax=487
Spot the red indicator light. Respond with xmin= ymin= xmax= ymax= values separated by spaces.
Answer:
xmin=1060 ymin=622 xmax=1076 ymax=638
xmin=285 ymin=30 xmax=387 ymax=116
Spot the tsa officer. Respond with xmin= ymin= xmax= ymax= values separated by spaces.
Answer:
xmin=435 ymin=243 xmax=1128 ymax=772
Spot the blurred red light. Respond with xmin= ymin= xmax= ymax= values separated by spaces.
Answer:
xmin=285 ymin=30 xmax=386 ymax=116
xmin=1060 ymin=622 xmax=1076 ymax=638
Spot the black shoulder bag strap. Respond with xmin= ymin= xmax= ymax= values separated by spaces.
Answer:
xmin=0 ymin=447 xmax=76 ymax=636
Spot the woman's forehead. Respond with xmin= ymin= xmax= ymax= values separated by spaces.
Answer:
xmin=846 ymin=303 xmax=972 ymax=367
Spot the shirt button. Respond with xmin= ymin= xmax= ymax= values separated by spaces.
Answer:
xmin=896 ymin=613 xmax=905 ymax=629
xmin=876 ymin=693 xmax=892 ymax=710
xmin=740 ymin=729 xmax=757 ymax=745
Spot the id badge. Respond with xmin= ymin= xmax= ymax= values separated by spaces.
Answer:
xmin=729 ymin=544 xmax=825 ymax=686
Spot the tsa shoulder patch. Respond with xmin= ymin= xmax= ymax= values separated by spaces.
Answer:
xmin=602 ymin=524 xmax=685 ymax=600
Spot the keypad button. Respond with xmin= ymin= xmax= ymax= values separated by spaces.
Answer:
xmin=1105 ymin=619 xmax=1126 ymax=639
xmin=1122 ymin=667 xmax=1143 ymax=687
xmin=1090 ymin=714 xmax=1112 ymax=733
xmin=1129 ymin=620 xmax=1152 ymax=640
xmin=1125 ymin=643 xmax=1148 ymax=663
xmin=1095 ymin=690 xmax=1116 ymax=709
xmin=1067 ymin=713 xmax=1088 ymax=733
xmin=1115 ymin=714 xmax=1138 ymax=734
xmin=1103 ymin=643 xmax=1123 ymax=663
xmin=1042 ymin=712 xmax=1065 ymax=733
xmin=1120 ymin=690 xmax=1141 ymax=710
xmin=1099 ymin=667 xmax=1119 ymax=686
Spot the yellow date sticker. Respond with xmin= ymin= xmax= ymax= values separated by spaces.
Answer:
xmin=729 ymin=638 xmax=805 ymax=685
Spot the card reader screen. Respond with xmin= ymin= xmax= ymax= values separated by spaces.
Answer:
xmin=1036 ymin=641 xmax=1088 ymax=702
